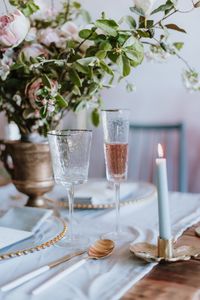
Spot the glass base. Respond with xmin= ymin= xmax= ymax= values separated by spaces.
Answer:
xmin=55 ymin=234 xmax=89 ymax=249
xmin=101 ymin=230 xmax=130 ymax=242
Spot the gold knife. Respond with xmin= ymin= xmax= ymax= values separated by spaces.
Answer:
xmin=1 ymin=249 xmax=86 ymax=292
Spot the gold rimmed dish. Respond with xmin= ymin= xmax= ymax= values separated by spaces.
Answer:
xmin=0 ymin=217 xmax=67 ymax=261
xmin=46 ymin=181 xmax=157 ymax=210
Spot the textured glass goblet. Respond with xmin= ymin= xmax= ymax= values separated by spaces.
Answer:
xmin=48 ymin=130 xmax=92 ymax=248
xmin=102 ymin=109 xmax=129 ymax=241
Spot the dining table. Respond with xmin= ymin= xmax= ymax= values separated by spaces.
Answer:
xmin=0 ymin=180 xmax=200 ymax=300
xmin=123 ymin=222 xmax=200 ymax=299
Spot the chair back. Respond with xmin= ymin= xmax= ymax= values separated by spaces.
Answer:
xmin=129 ymin=123 xmax=187 ymax=192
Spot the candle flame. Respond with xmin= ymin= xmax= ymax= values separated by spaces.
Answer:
xmin=158 ymin=143 xmax=164 ymax=158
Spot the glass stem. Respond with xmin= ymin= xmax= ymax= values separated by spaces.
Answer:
xmin=66 ymin=184 xmax=74 ymax=240
xmin=114 ymin=182 xmax=120 ymax=234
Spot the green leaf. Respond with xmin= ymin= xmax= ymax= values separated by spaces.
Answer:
xmin=22 ymin=2 xmax=39 ymax=16
xmin=130 ymin=6 xmax=145 ymax=17
xmin=55 ymin=94 xmax=68 ymax=108
xmin=99 ymin=41 xmax=112 ymax=51
xmin=151 ymin=3 xmax=174 ymax=15
xmin=80 ymin=9 xmax=91 ymax=23
xmin=123 ymin=37 xmax=144 ymax=66
xmin=147 ymin=20 xmax=154 ymax=28
xmin=160 ymin=42 xmax=168 ymax=51
xmin=91 ymin=109 xmax=100 ymax=126
xmin=117 ymin=55 xmax=131 ymax=77
xmin=40 ymin=106 xmax=47 ymax=118
xmin=75 ymin=63 xmax=89 ymax=74
xmin=125 ymin=49 xmax=143 ymax=66
xmin=139 ymin=18 xmax=154 ymax=29
xmin=73 ymin=2 xmax=81 ymax=9
xmin=123 ymin=36 xmax=137 ymax=48
xmin=165 ymin=24 xmax=186 ymax=33
xmin=137 ymin=29 xmax=151 ymax=38
xmin=100 ymin=61 xmax=114 ymax=75
xmin=75 ymin=101 xmax=86 ymax=112
xmin=88 ymin=82 xmax=99 ymax=95
xmin=77 ymin=57 xmax=98 ymax=67
xmin=117 ymin=55 xmax=123 ymax=75
xmin=79 ymin=29 xmax=97 ymax=40
xmin=11 ymin=63 xmax=23 ymax=70
xmin=72 ymin=86 xmax=81 ymax=96
xmin=117 ymin=33 xmax=132 ymax=45
xmin=173 ymin=42 xmax=184 ymax=50
xmin=122 ymin=55 xmax=131 ymax=76
xmin=22 ymin=108 xmax=34 ymax=119
xmin=126 ymin=82 xmax=136 ymax=92
xmin=95 ymin=19 xmax=119 ymax=37
xmin=119 ymin=15 xmax=137 ymax=29
xmin=95 ymin=50 xmax=107 ymax=59
xmin=42 ymin=75 xmax=52 ymax=89
xmin=194 ymin=1 xmax=200 ymax=8
xmin=69 ymin=69 xmax=82 ymax=87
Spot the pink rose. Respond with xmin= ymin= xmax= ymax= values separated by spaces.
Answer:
xmin=25 ymin=27 xmax=37 ymax=42
xmin=32 ymin=0 xmax=62 ymax=20
xmin=26 ymin=78 xmax=58 ymax=108
xmin=60 ymin=22 xmax=79 ymax=40
xmin=0 ymin=10 xmax=30 ymax=49
xmin=38 ymin=28 xmax=60 ymax=46
xmin=21 ymin=43 xmax=48 ymax=59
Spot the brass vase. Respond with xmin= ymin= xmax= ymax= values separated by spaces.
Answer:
xmin=0 ymin=140 xmax=54 ymax=207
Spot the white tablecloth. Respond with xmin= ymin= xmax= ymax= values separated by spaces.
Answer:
xmin=0 ymin=184 xmax=200 ymax=300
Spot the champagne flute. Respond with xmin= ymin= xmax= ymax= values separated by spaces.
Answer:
xmin=48 ymin=130 xmax=92 ymax=248
xmin=101 ymin=109 xmax=129 ymax=240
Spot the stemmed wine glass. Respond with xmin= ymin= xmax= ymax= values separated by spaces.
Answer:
xmin=48 ymin=130 xmax=92 ymax=248
xmin=101 ymin=109 xmax=129 ymax=241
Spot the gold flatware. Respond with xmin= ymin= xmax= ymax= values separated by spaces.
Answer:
xmin=32 ymin=239 xmax=115 ymax=295
xmin=1 ymin=249 xmax=86 ymax=292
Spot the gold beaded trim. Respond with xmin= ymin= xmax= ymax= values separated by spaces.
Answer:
xmin=0 ymin=218 xmax=67 ymax=261
xmin=44 ymin=183 xmax=157 ymax=209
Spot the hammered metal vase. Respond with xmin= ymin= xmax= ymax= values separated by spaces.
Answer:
xmin=0 ymin=140 xmax=54 ymax=207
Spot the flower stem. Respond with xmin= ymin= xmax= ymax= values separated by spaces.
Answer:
xmin=154 ymin=9 xmax=178 ymax=26
xmin=75 ymin=29 xmax=96 ymax=51
xmin=64 ymin=0 xmax=71 ymax=22
xmin=175 ymin=52 xmax=194 ymax=71
xmin=51 ymin=0 xmax=54 ymax=14
xmin=153 ymin=37 xmax=194 ymax=72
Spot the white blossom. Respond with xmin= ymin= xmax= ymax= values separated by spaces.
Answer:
xmin=182 ymin=69 xmax=200 ymax=92
xmin=25 ymin=27 xmax=37 ymax=42
xmin=0 ymin=49 xmax=14 ymax=80
xmin=60 ymin=22 xmax=79 ymax=40
xmin=47 ymin=104 xmax=55 ymax=113
xmin=133 ymin=0 xmax=156 ymax=16
xmin=145 ymin=45 xmax=171 ymax=63
xmin=13 ymin=94 xmax=22 ymax=106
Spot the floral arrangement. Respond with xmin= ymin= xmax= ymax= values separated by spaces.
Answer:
xmin=0 ymin=0 xmax=199 ymax=138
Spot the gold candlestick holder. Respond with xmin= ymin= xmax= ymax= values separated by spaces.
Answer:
xmin=130 ymin=236 xmax=200 ymax=263
xmin=195 ymin=227 xmax=200 ymax=237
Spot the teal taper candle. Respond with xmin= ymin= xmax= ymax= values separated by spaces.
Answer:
xmin=156 ymin=144 xmax=172 ymax=240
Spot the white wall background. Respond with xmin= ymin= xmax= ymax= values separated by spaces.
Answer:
xmin=1 ymin=0 xmax=200 ymax=191
xmin=81 ymin=0 xmax=200 ymax=192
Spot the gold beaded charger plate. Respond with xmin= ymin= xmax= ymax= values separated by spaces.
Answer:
xmin=0 ymin=217 xmax=67 ymax=261
xmin=45 ymin=181 xmax=157 ymax=209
